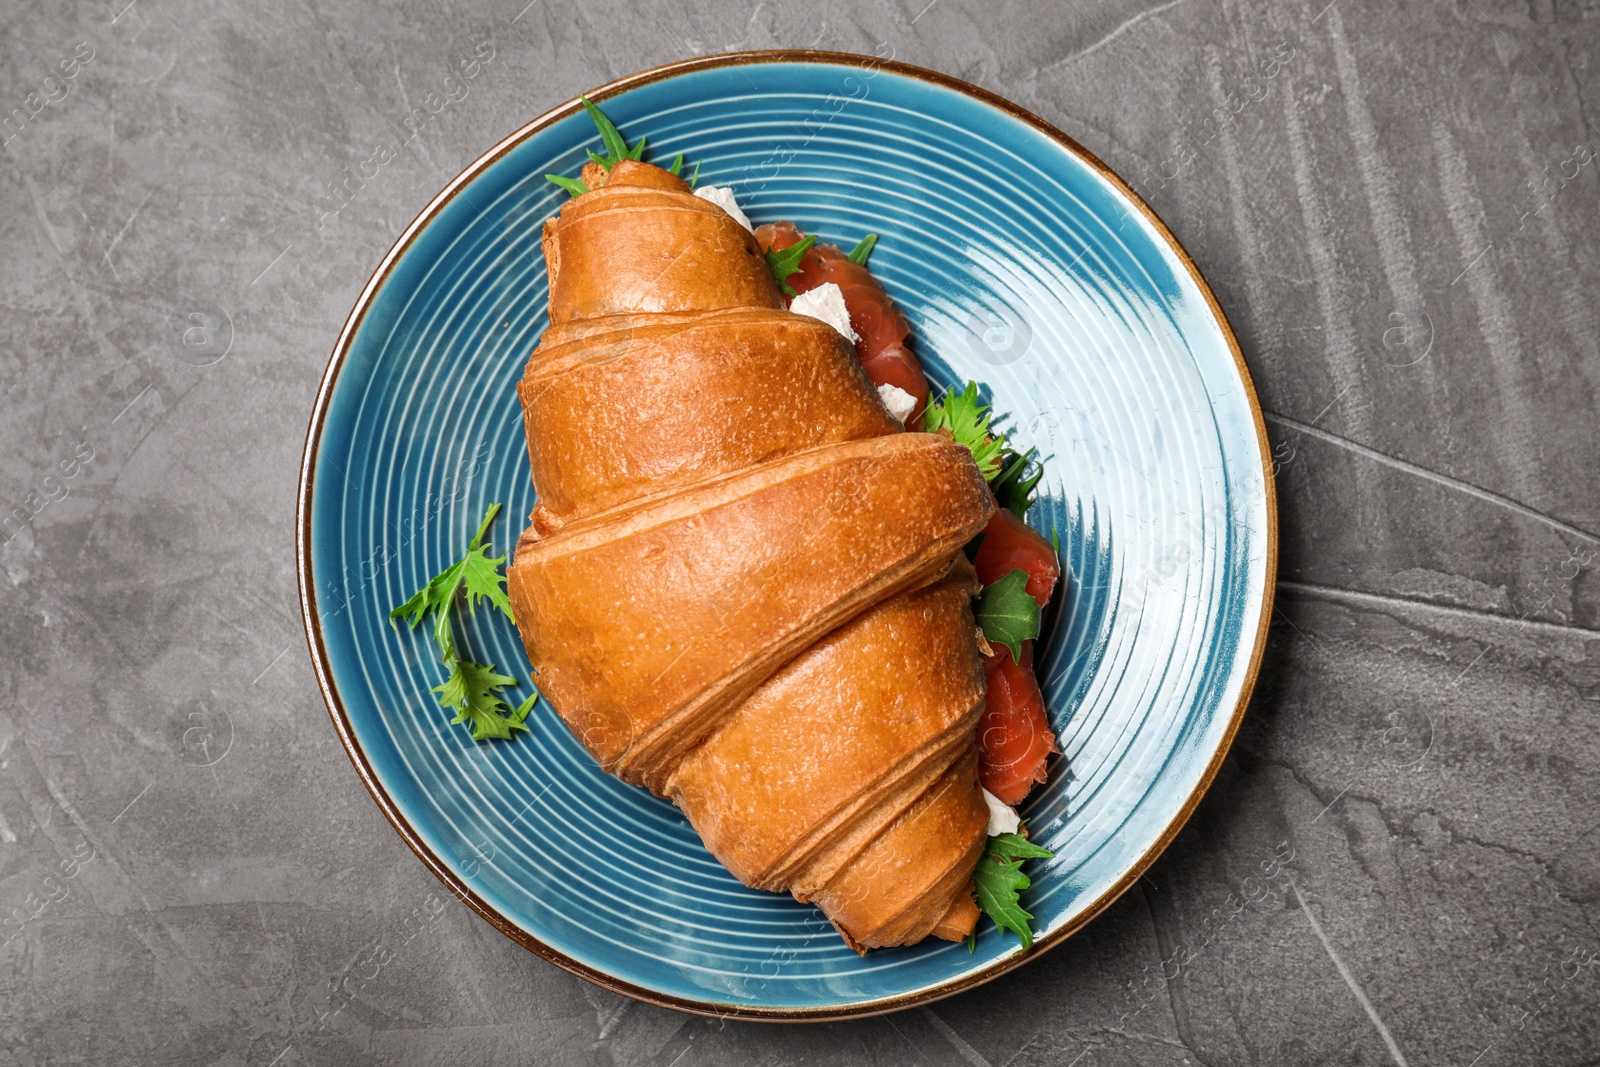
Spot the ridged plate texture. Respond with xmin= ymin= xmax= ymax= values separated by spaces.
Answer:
xmin=298 ymin=52 xmax=1276 ymax=1018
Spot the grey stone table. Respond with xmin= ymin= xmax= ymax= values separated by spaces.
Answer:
xmin=2 ymin=0 xmax=1596 ymax=1063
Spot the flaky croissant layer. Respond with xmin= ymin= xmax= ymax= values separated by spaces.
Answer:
xmin=508 ymin=159 xmax=995 ymax=949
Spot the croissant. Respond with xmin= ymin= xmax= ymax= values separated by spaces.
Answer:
xmin=506 ymin=159 xmax=998 ymax=949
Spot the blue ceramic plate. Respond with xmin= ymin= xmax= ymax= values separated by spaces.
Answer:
xmin=298 ymin=51 xmax=1276 ymax=1019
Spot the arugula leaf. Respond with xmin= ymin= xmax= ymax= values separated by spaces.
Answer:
xmin=458 ymin=521 xmax=513 ymax=621
xmin=580 ymin=95 xmax=633 ymax=168
xmin=974 ymin=569 xmax=1040 ymax=662
xmin=390 ymin=505 xmax=513 ymax=632
xmin=390 ymin=504 xmax=536 ymax=742
xmin=846 ymin=233 xmax=878 ymax=265
xmin=924 ymin=381 xmax=1005 ymax=480
xmin=545 ymin=173 xmax=588 ymax=198
xmin=512 ymin=691 xmax=538 ymax=724
xmin=546 ymin=97 xmax=652 ymax=198
xmin=688 ymin=160 xmax=702 ymax=189
xmin=667 ymin=153 xmax=684 ymax=176
xmin=765 ymin=234 xmax=818 ymax=297
xmin=433 ymin=659 xmax=530 ymax=742
xmin=391 ymin=563 xmax=459 ymax=634
xmin=991 ymin=447 xmax=1043 ymax=518
xmin=971 ymin=832 xmax=1054 ymax=950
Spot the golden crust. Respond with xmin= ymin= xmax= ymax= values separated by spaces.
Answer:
xmin=809 ymin=750 xmax=989 ymax=950
xmin=507 ymin=434 xmax=992 ymax=790
xmin=666 ymin=560 xmax=985 ymax=890
xmin=545 ymin=184 xmax=782 ymax=326
xmin=520 ymin=307 xmax=899 ymax=531
xmin=510 ymin=162 xmax=992 ymax=948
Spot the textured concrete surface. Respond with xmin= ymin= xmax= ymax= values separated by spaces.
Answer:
xmin=1 ymin=0 xmax=1597 ymax=1063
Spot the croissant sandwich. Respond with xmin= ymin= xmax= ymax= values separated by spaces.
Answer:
xmin=487 ymin=103 xmax=1063 ymax=952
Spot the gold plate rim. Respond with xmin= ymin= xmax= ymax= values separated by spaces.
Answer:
xmin=295 ymin=48 xmax=1280 ymax=1023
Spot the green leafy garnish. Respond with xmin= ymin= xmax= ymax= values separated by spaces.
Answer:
xmin=974 ymin=569 xmax=1041 ymax=662
xmin=970 ymin=832 xmax=1054 ymax=950
xmin=846 ymin=233 xmax=878 ymax=265
xmin=925 ymin=381 xmax=1005 ymax=480
xmin=667 ymin=153 xmax=684 ymax=176
xmin=765 ymin=234 xmax=818 ymax=297
xmin=433 ymin=660 xmax=533 ymax=742
xmin=580 ymin=96 xmax=641 ymax=168
xmin=545 ymin=96 xmax=651 ymax=198
xmin=991 ymin=447 xmax=1043 ymax=518
xmin=545 ymin=173 xmax=588 ymax=198
xmin=391 ymin=505 xmax=512 ymax=638
xmin=390 ymin=504 xmax=537 ymax=742
xmin=688 ymin=160 xmax=701 ymax=189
